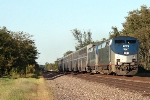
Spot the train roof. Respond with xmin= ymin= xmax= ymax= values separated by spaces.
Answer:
xmin=62 ymin=44 xmax=93 ymax=59
xmin=112 ymin=36 xmax=138 ymax=40
xmin=59 ymin=36 xmax=139 ymax=59
xmin=72 ymin=44 xmax=93 ymax=53
xmin=88 ymin=36 xmax=138 ymax=49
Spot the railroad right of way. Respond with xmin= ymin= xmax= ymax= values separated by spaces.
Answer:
xmin=44 ymin=71 xmax=150 ymax=100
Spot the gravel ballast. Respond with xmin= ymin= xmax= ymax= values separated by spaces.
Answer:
xmin=46 ymin=74 xmax=150 ymax=100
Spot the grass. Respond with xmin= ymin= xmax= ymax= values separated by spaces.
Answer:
xmin=0 ymin=77 xmax=53 ymax=100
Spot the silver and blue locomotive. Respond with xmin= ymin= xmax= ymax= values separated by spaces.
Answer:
xmin=88 ymin=36 xmax=139 ymax=75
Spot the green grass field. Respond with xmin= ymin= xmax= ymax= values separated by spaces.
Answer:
xmin=0 ymin=77 xmax=53 ymax=100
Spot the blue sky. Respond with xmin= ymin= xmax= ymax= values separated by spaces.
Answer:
xmin=1 ymin=0 xmax=150 ymax=65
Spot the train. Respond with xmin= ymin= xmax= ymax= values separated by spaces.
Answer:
xmin=58 ymin=36 xmax=139 ymax=75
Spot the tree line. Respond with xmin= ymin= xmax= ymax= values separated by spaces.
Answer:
xmin=0 ymin=27 xmax=40 ymax=78
xmin=43 ymin=61 xmax=58 ymax=71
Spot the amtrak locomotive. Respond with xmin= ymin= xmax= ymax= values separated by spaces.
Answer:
xmin=58 ymin=36 xmax=139 ymax=76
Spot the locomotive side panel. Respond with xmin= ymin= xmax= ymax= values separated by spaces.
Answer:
xmin=98 ymin=46 xmax=110 ymax=67
xmin=110 ymin=50 xmax=116 ymax=73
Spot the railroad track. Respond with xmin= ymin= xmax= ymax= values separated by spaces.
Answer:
xmin=67 ymin=72 xmax=150 ymax=97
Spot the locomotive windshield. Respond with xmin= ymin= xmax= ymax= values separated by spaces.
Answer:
xmin=115 ymin=40 xmax=125 ymax=44
xmin=126 ymin=40 xmax=136 ymax=44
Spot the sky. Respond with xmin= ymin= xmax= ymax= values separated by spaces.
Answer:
xmin=1 ymin=0 xmax=150 ymax=65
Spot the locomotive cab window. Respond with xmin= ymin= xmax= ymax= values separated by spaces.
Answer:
xmin=115 ymin=40 xmax=125 ymax=44
xmin=126 ymin=40 xmax=136 ymax=44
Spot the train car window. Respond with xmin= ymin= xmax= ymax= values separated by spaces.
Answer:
xmin=126 ymin=40 xmax=136 ymax=44
xmin=115 ymin=40 xmax=125 ymax=44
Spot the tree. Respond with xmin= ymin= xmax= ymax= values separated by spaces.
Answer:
xmin=71 ymin=28 xmax=93 ymax=50
xmin=44 ymin=62 xmax=50 ymax=71
xmin=121 ymin=5 xmax=150 ymax=67
xmin=0 ymin=27 xmax=13 ymax=75
xmin=0 ymin=26 xmax=39 ymax=76
xmin=109 ymin=26 xmax=120 ymax=39
xmin=44 ymin=62 xmax=58 ymax=71
xmin=10 ymin=31 xmax=39 ymax=76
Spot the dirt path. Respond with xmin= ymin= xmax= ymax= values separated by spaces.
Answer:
xmin=36 ymin=78 xmax=53 ymax=100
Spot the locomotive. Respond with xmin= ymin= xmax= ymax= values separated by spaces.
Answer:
xmin=58 ymin=36 xmax=139 ymax=76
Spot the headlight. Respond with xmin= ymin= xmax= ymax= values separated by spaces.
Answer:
xmin=124 ymin=52 xmax=129 ymax=54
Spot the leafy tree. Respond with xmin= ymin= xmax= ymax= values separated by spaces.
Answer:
xmin=44 ymin=62 xmax=50 ymax=71
xmin=0 ymin=27 xmax=13 ymax=75
xmin=109 ymin=26 xmax=120 ymax=39
xmin=26 ymin=64 xmax=35 ymax=74
xmin=44 ymin=62 xmax=58 ymax=71
xmin=83 ymin=30 xmax=93 ymax=45
xmin=71 ymin=28 xmax=93 ymax=50
xmin=122 ymin=5 xmax=150 ymax=36
xmin=10 ymin=32 xmax=39 ymax=76
xmin=121 ymin=5 xmax=150 ymax=67
xmin=0 ymin=26 xmax=39 ymax=77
